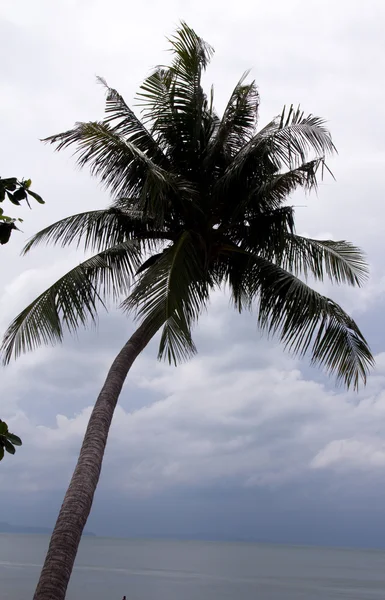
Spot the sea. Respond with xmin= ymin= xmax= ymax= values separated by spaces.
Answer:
xmin=1 ymin=534 xmax=385 ymax=599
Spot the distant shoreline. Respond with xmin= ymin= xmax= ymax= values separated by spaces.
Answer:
xmin=2 ymin=528 xmax=385 ymax=553
xmin=3 ymin=526 xmax=385 ymax=553
xmin=0 ymin=522 xmax=95 ymax=536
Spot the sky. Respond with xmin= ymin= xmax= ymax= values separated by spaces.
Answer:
xmin=1 ymin=0 xmax=385 ymax=548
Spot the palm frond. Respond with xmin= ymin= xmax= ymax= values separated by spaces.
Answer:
xmin=232 ymin=214 xmax=368 ymax=288
xmin=44 ymin=122 xmax=168 ymax=197
xmin=207 ymin=73 xmax=259 ymax=162
xmin=22 ymin=207 xmax=171 ymax=255
xmin=168 ymin=20 xmax=214 ymax=73
xmin=136 ymin=68 xmax=174 ymax=125
xmin=218 ymin=243 xmax=254 ymax=313
xmin=136 ymin=68 xmax=182 ymax=165
xmin=123 ymin=231 xmax=210 ymax=364
xmin=137 ymin=22 xmax=214 ymax=171
xmin=1 ymin=242 xmax=141 ymax=364
xmin=255 ymin=158 xmax=325 ymax=207
xmin=278 ymin=235 xmax=369 ymax=286
xmin=201 ymin=84 xmax=221 ymax=150
xmin=97 ymin=77 xmax=168 ymax=164
xmin=136 ymin=252 xmax=164 ymax=274
xmin=216 ymin=109 xmax=336 ymax=194
xmin=259 ymin=105 xmax=336 ymax=169
xmin=217 ymin=159 xmax=325 ymax=230
xmin=242 ymin=254 xmax=373 ymax=389
xmin=43 ymin=122 xmax=196 ymax=224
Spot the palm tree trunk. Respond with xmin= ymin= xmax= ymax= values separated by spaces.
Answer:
xmin=33 ymin=320 xmax=155 ymax=600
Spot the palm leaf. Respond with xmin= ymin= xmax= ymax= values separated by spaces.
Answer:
xmin=44 ymin=122 xmax=170 ymax=197
xmin=1 ymin=242 xmax=141 ymax=364
xmin=97 ymin=77 xmax=168 ymax=164
xmin=243 ymin=254 xmax=373 ymax=389
xmin=218 ymin=159 xmax=325 ymax=230
xmin=216 ymin=109 xmax=336 ymax=194
xmin=136 ymin=68 xmax=174 ymax=127
xmin=136 ymin=68 xmax=184 ymax=167
xmin=254 ymin=158 xmax=326 ymax=207
xmin=207 ymin=72 xmax=259 ymax=163
xmin=234 ymin=215 xmax=368 ymax=288
xmin=219 ymin=244 xmax=254 ymax=313
xmin=43 ymin=122 xmax=196 ymax=224
xmin=167 ymin=21 xmax=214 ymax=73
xmin=259 ymin=105 xmax=336 ymax=169
xmin=22 ymin=207 xmax=172 ymax=255
xmin=277 ymin=235 xmax=369 ymax=286
xmin=137 ymin=22 xmax=214 ymax=171
xmin=123 ymin=231 xmax=210 ymax=364
xmin=168 ymin=21 xmax=214 ymax=153
xmin=136 ymin=252 xmax=164 ymax=274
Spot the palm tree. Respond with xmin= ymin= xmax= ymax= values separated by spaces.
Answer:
xmin=1 ymin=22 xmax=373 ymax=600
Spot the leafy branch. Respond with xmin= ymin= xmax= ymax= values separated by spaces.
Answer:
xmin=0 ymin=419 xmax=22 ymax=461
xmin=0 ymin=176 xmax=44 ymax=244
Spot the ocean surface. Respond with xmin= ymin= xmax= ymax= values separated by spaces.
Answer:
xmin=1 ymin=534 xmax=385 ymax=599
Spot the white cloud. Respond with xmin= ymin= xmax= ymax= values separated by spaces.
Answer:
xmin=311 ymin=439 xmax=385 ymax=470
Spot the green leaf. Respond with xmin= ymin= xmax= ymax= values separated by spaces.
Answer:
xmin=7 ymin=433 xmax=22 ymax=446
xmin=13 ymin=188 xmax=27 ymax=202
xmin=4 ymin=439 xmax=15 ymax=455
xmin=24 ymin=179 xmax=32 ymax=189
xmin=0 ymin=421 xmax=9 ymax=434
xmin=1 ymin=178 xmax=17 ymax=190
xmin=6 ymin=191 xmax=20 ymax=205
xmin=0 ymin=446 xmax=4 ymax=461
xmin=27 ymin=190 xmax=45 ymax=204
xmin=0 ymin=222 xmax=15 ymax=244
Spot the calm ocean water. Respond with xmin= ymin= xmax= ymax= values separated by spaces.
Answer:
xmin=1 ymin=534 xmax=385 ymax=599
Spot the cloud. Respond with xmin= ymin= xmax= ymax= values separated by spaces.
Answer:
xmin=311 ymin=439 xmax=385 ymax=470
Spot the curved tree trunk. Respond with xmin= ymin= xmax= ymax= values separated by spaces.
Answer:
xmin=33 ymin=320 xmax=155 ymax=600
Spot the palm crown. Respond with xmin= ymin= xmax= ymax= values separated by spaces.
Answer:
xmin=1 ymin=22 xmax=373 ymax=389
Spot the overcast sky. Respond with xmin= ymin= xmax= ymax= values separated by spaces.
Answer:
xmin=1 ymin=0 xmax=385 ymax=548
